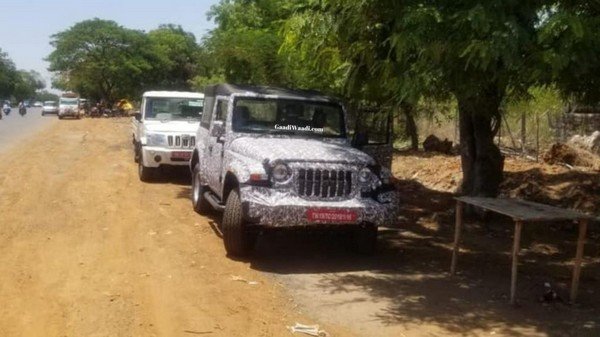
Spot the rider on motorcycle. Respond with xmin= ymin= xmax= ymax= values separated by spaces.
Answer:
xmin=18 ymin=101 xmax=27 ymax=116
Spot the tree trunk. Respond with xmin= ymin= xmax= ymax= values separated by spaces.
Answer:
xmin=401 ymin=102 xmax=419 ymax=150
xmin=457 ymin=87 xmax=504 ymax=197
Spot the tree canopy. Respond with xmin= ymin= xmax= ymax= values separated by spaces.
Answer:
xmin=1 ymin=49 xmax=47 ymax=101
xmin=41 ymin=2 xmax=600 ymax=196
xmin=47 ymin=19 xmax=156 ymax=104
xmin=203 ymin=0 xmax=600 ymax=197
xmin=0 ymin=49 xmax=18 ymax=98
xmin=47 ymin=19 xmax=203 ymax=104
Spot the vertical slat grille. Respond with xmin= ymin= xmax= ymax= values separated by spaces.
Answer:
xmin=297 ymin=168 xmax=353 ymax=198
xmin=166 ymin=135 xmax=195 ymax=149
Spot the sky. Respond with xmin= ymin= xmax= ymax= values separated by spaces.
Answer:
xmin=0 ymin=0 xmax=219 ymax=92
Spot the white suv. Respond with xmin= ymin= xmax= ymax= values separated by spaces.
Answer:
xmin=132 ymin=91 xmax=204 ymax=181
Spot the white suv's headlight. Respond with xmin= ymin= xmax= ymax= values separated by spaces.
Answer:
xmin=358 ymin=167 xmax=373 ymax=184
xmin=272 ymin=163 xmax=292 ymax=183
xmin=146 ymin=133 xmax=167 ymax=146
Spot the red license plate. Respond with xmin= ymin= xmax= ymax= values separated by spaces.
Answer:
xmin=306 ymin=209 xmax=358 ymax=224
xmin=171 ymin=151 xmax=191 ymax=160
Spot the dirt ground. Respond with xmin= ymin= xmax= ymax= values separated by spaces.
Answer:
xmin=0 ymin=119 xmax=599 ymax=337
xmin=0 ymin=119 xmax=351 ymax=337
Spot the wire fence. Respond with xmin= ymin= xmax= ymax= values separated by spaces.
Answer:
xmin=402 ymin=109 xmax=600 ymax=160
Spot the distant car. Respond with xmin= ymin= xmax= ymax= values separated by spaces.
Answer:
xmin=42 ymin=101 xmax=59 ymax=116
xmin=33 ymin=101 xmax=43 ymax=107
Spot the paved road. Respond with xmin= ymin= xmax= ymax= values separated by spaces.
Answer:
xmin=0 ymin=107 xmax=57 ymax=154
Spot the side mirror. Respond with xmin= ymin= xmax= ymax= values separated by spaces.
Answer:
xmin=211 ymin=120 xmax=225 ymax=139
xmin=352 ymin=131 xmax=369 ymax=148
xmin=133 ymin=111 xmax=142 ymax=122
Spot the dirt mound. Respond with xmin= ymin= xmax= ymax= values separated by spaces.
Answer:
xmin=392 ymin=151 xmax=600 ymax=216
xmin=568 ymin=131 xmax=600 ymax=155
xmin=542 ymin=143 xmax=600 ymax=170
xmin=422 ymin=135 xmax=453 ymax=154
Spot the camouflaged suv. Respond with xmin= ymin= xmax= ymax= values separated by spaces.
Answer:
xmin=190 ymin=84 xmax=398 ymax=256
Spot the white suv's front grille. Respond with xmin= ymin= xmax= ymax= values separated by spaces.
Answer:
xmin=167 ymin=135 xmax=195 ymax=149
xmin=297 ymin=168 xmax=353 ymax=199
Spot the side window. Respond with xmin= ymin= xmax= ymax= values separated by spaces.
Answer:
xmin=215 ymin=100 xmax=228 ymax=121
xmin=200 ymin=96 xmax=215 ymax=129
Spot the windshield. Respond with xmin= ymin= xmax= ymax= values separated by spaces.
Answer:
xmin=60 ymin=98 xmax=78 ymax=106
xmin=145 ymin=97 xmax=203 ymax=120
xmin=232 ymin=97 xmax=346 ymax=138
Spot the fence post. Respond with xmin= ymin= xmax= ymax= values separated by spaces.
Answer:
xmin=536 ymin=111 xmax=541 ymax=161
xmin=521 ymin=111 xmax=527 ymax=156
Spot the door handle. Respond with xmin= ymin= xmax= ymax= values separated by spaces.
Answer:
xmin=208 ymin=145 xmax=213 ymax=154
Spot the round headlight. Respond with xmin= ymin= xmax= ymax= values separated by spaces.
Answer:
xmin=272 ymin=163 xmax=291 ymax=183
xmin=358 ymin=168 xmax=372 ymax=184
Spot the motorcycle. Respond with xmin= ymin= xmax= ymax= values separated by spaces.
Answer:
xmin=19 ymin=106 xmax=27 ymax=116
xmin=3 ymin=106 xmax=11 ymax=116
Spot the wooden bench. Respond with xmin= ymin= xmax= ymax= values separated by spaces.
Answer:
xmin=450 ymin=197 xmax=593 ymax=305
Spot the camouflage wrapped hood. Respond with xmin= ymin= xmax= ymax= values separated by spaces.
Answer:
xmin=229 ymin=137 xmax=375 ymax=165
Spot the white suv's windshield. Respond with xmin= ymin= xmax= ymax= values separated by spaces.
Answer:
xmin=232 ymin=97 xmax=346 ymax=138
xmin=60 ymin=98 xmax=78 ymax=106
xmin=145 ymin=97 xmax=204 ymax=121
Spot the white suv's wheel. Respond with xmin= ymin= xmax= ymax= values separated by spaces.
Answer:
xmin=138 ymin=155 xmax=157 ymax=182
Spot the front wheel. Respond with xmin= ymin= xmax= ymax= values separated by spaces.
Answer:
xmin=192 ymin=164 xmax=212 ymax=215
xmin=138 ymin=157 xmax=157 ymax=182
xmin=133 ymin=142 xmax=140 ymax=163
xmin=222 ymin=189 xmax=256 ymax=257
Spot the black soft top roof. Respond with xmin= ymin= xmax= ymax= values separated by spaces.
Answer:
xmin=204 ymin=84 xmax=339 ymax=103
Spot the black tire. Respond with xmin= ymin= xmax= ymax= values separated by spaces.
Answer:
xmin=42 ymin=111 xmax=45 ymax=116
xmin=192 ymin=164 xmax=212 ymax=214
xmin=58 ymin=115 xmax=63 ymax=120
xmin=133 ymin=142 xmax=140 ymax=163
xmin=138 ymin=157 xmax=157 ymax=182
xmin=352 ymin=224 xmax=378 ymax=254
xmin=222 ymin=189 xmax=255 ymax=257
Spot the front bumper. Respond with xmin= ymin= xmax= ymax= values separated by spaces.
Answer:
xmin=240 ymin=186 xmax=399 ymax=227
xmin=58 ymin=109 xmax=81 ymax=117
xmin=141 ymin=146 xmax=192 ymax=167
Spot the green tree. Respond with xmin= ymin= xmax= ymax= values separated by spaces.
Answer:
xmin=538 ymin=2 xmax=600 ymax=104
xmin=148 ymin=24 xmax=202 ymax=90
xmin=0 ymin=48 xmax=18 ymax=98
xmin=34 ymin=90 xmax=59 ymax=102
xmin=47 ymin=18 xmax=155 ymax=105
xmin=12 ymin=70 xmax=44 ymax=101
xmin=283 ymin=1 xmax=600 ymax=196
xmin=281 ymin=1 xmax=430 ymax=149
xmin=205 ymin=0 xmax=295 ymax=85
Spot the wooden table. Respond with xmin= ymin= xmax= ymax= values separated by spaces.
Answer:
xmin=450 ymin=197 xmax=593 ymax=305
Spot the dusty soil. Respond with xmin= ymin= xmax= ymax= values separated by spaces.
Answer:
xmin=271 ymin=152 xmax=600 ymax=337
xmin=1 ymin=120 xmax=599 ymax=337
xmin=392 ymin=151 xmax=600 ymax=216
xmin=0 ymin=119 xmax=350 ymax=337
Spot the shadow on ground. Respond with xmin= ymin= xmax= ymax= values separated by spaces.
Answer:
xmin=246 ymin=176 xmax=599 ymax=337
xmin=147 ymin=166 xmax=191 ymax=186
xmin=174 ymin=148 xmax=599 ymax=336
